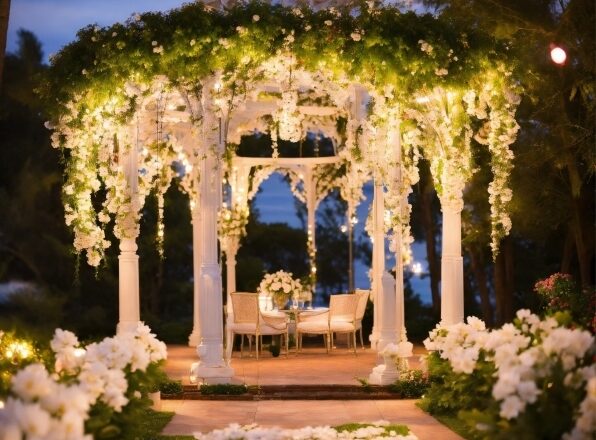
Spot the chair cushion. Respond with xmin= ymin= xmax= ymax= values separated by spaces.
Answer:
xmin=330 ymin=320 xmax=356 ymax=332
xmin=297 ymin=321 xmax=328 ymax=334
xmin=228 ymin=323 xmax=286 ymax=335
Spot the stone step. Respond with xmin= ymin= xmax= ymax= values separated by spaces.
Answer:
xmin=162 ymin=384 xmax=404 ymax=400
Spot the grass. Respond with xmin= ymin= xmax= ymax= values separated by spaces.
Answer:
xmin=139 ymin=409 xmax=194 ymax=440
xmin=334 ymin=423 xmax=411 ymax=436
xmin=416 ymin=402 xmax=477 ymax=440
xmin=199 ymin=383 xmax=248 ymax=395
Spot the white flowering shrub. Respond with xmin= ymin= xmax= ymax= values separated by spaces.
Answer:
xmin=0 ymin=324 xmax=168 ymax=440
xmin=194 ymin=421 xmax=418 ymax=440
xmin=420 ymin=310 xmax=595 ymax=439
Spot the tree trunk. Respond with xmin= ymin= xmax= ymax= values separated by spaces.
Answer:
xmin=560 ymin=225 xmax=575 ymax=274
xmin=0 ymin=0 xmax=10 ymax=88
xmin=494 ymin=236 xmax=515 ymax=325
xmin=468 ymin=245 xmax=493 ymax=326
xmin=571 ymin=195 xmax=593 ymax=285
xmin=420 ymin=179 xmax=441 ymax=318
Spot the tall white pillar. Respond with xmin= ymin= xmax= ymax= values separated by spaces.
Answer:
xmin=440 ymin=201 xmax=464 ymax=324
xmin=117 ymin=137 xmax=141 ymax=334
xmin=369 ymin=177 xmax=385 ymax=349
xmin=191 ymin=80 xmax=233 ymax=384
xmin=188 ymin=205 xmax=202 ymax=347
xmin=225 ymin=239 xmax=238 ymax=313
xmin=391 ymin=114 xmax=405 ymax=342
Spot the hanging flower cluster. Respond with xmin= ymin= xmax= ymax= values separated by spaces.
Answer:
xmin=217 ymin=204 xmax=249 ymax=242
xmin=41 ymin=0 xmax=522 ymax=265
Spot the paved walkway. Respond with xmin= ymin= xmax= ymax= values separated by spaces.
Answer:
xmin=161 ymin=399 xmax=463 ymax=440
xmin=165 ymin=344 xmax=426 ymax=385
xmin=162 ymin=345 xmax=462 ymax=439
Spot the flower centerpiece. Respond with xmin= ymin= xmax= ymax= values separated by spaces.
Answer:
xmin=259 ymin=270 xmax=302 ymax=310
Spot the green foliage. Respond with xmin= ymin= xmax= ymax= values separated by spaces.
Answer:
xmin=159 ymin=379 xmax=183 ymax=395
xmin=0 ymin=331 xmax=49 ymax=397
xmin=387 ymin=370 xmax=429 ymax=398
xmin=419 ymin=352 xmax=495 ymax=415
xmin=199 ymin=383 xmax=248 ymax=395
xmin=333 ymin=423 xmax=410 ymax=436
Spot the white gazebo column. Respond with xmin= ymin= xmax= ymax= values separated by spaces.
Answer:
xmin=225 ymin=238 xmax=239 ymax=311
xmin=188 ymin=202 xmax=202 ymax=347
xmin=440 ymin=198 xmax=464 ymax=324
xmin=369 ymin=176 xmax=384 ymax=349
xmin=117 ymin=141 xmax=141 ymax=333
xmin=191 ymin=83 xmax=233 ymax=383
xmin=391 ymin=114 xmax=406 ymax=342
xmin=304 ymin=164 xmax=317 ymax=297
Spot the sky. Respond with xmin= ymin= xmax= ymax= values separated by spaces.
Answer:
xmin=7 ymin=0 xmax=432 ymax=303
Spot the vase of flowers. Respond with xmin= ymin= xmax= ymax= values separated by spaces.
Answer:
xmin=259 ymin=270 xmax=303 ymax=310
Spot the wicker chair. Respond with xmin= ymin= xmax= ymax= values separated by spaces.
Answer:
xmin=296 ymin=308 xmax=331 ymax=354
xmin=354 ymin=289 xmax=370 ymax=349
xmin=329 ymin=293 xmax=359 ymax=354
xmin=227 ymin=292 xmax=289 ymax=360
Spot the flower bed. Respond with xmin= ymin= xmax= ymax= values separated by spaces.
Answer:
xmin=0 ymin=324 xmax=168 ymax=440
xmin=420 ymin=310 xmax=595 ymax=439
xmin=194 ymin=421 xmax=418 ymax=440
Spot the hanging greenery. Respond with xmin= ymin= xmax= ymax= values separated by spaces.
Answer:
xmin=40 ymin=0 xmax=521 ymax=266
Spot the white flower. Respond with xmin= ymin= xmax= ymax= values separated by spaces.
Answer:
xmin=434 ymin=68 xmax=448 ymax=76
xmin=11 ymin=364 xmax=53 ymax=402
xmin=12 ymin=400 xmax=52 ymax=437
xmin=351 ymin=32 xmax=361 ymax=41
xmin=51 ymin=328 xmax=79 ymax=353
xmin=324 ymin=20 xmax=332 ymax=26
xmin=500 ymin=395 xmax=524 ymax=419
xmin=517 ymin=380 xmax=540 ymax=404
xmin=252 ymin=14 xmax=260 ymax=22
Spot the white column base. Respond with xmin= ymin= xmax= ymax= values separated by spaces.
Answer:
xmin=369 ymin=354 xmax=399 ymax=385
xmin=190 ymin=361 xmax=234 ymax=385
xmin=117 ymin=320 xmax=141 ymax=334
xmin=441 ymin=255 xmax=464 ymax=325
xmin=188 ymin=329 xmax=201 ymax=347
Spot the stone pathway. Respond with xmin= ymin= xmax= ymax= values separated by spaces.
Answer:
xmin=163 ymin=345 xmax=461 ymax=439
xmin=161 ymin=399 xmax=463 ymax=440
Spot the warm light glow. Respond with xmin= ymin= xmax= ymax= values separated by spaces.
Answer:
xmin=6 ymin=342 xmax=31 ymax=359
xmin=411 ymin=261 xmax=423 ymax=276
xmin=73 ymin=348 xmax=86 ymax=358
xmin=550 ymin=46 xmax=567 ymax=65
xmin=340 ymin=225 xmax=347 ymax=233
xmin=350 ymin=216 xmax=358 ymax=225
xmin=213 ymin=81 xmax=222 ymax=92
xmin=415 ymin=96 xmax=430 ymax=104
xmin=189 ymin=375 xmax=197 ymax=384
xmin=0 ymin=400 xmax=4 ymax=409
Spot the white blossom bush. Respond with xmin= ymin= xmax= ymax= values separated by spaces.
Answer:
xmin=420 ymin=310 xmax=595 ymax=439
xmin=0 ymin=324 xmax=168 ymax=440
xmin=194 ymin=421 xmax=418 ymax=440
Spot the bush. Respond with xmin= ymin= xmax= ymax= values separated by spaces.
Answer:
xmin=388 ymin=370 xmax=430 ymax=398
xmin=534 ymin=273 xmax=595 ymax=331
xmin=199 ymin=383 xmax=248 ymax=395
xmin=160 ymin=379 xmax=183 ymax=395
xmin=420 ymin=311 xmax=595 ymax=440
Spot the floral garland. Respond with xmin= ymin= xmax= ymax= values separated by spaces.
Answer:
xmin=41 ymin=1 xmax=521 ymax=265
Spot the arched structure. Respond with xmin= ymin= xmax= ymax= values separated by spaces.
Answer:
xmin=41 ymin=0 xmax=521 ymax=384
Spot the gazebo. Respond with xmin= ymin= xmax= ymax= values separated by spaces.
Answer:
xmin=41 ymin=0 xmax=521 ymax=384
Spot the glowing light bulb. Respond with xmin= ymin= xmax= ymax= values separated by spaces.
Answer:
xmin=411 ymin=262 xmax=423 ymax=276
xmin=74 ymin=348 xmax=86 ymax=358
xmin=340 ymin=225 xmax=348 ymax=233
xmin=550 ymin=46 xmax=567 ymax=65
